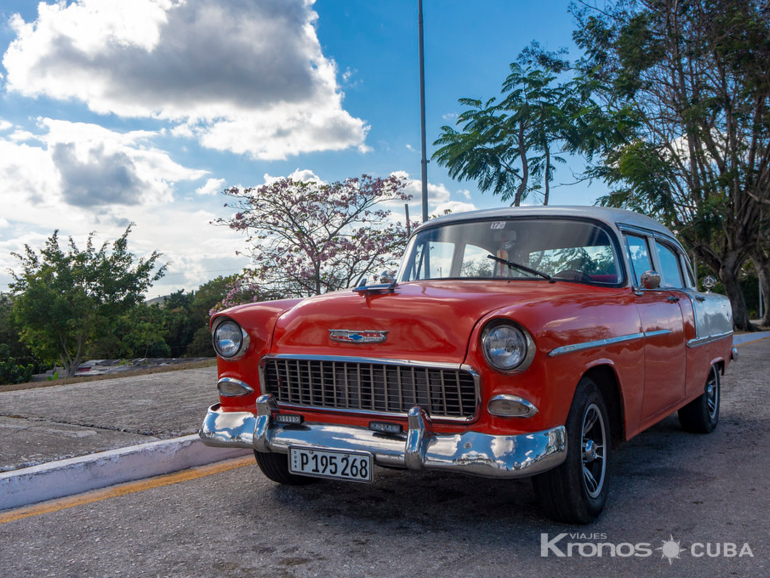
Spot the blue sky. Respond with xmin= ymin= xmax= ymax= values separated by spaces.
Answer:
xmin=0 ymin=0 xmax=605 ymax=297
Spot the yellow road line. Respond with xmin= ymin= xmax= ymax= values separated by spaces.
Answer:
xmin=0 ymin=455 xmax=254 ymax=526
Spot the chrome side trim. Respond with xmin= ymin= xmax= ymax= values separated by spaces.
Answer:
xmin=687 ymin=331 xmax=734 ymax=349
xmin=548 ymin=329 xmax=672 ymax=357
xmin=644 ymin=329 xmax=674 ymax=338
xmin=200 ymin=399 xmax=567 ymax=479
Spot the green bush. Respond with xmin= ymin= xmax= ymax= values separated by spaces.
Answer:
xmin=0 ymin=344 xmax=34 ymax=385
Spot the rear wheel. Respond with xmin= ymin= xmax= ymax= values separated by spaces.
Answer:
xmin=532 ymin=377 xmax=610 ymax=524
xmin=678 ymin=365 xmax=720 ymax=433
xmin=254 ymin=451 xmax=318 ymax=485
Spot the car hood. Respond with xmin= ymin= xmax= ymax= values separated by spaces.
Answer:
xmin=269 ymin=280 xmax=576 ymax=364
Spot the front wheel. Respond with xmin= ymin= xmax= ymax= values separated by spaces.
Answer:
xmin=254 ymin=451 xmax=318 ymax=485
xmin=532 ymin=377 xmax=610 ymax=524
xmin=678 ymin=365 xmax=720 ymax=433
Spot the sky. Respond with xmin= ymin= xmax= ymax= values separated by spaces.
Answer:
xmin=0 ymin=0 xmax=606 ymax=298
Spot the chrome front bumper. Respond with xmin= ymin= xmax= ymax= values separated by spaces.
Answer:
xmin=200 ymin=395 xmax=567 ymax=479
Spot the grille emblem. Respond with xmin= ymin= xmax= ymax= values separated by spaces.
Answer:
xmin=329 ymin=329 xmax=389 ymax=344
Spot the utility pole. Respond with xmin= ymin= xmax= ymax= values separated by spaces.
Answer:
xmin=418 ymin=0 xmax=428 ymax=223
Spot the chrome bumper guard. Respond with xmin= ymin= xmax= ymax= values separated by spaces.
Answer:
xmin=200 ymin=395 xmax=567 ymax=479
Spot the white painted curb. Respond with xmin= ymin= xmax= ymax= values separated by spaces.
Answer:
xmin=0 ymin=435 xmax=251 ymax=511
xmin=733 ymin=332 xmax=770 ymax=346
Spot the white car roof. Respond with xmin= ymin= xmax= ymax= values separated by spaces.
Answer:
xmin=416 ymin=206 xmax=677 ymax=240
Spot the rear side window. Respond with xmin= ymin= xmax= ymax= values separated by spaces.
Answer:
xmin=656 ymin=241 xmax=684 ymax=288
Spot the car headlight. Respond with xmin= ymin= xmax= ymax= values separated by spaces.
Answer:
xmin=481 ymin=323 xmax=533 ymax=372
xmin=212 ymin=319 xmax=246 ymax=359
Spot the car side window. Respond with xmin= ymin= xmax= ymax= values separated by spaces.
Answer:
xmin=680 ymin=255 xmax=696 ymax=288
xmin=655 ymin=241 xmax=684 ymax=288
xmin=624 ymin=234 xmax=653 ymax=285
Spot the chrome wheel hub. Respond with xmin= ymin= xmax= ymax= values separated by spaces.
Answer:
xmin=706 ymin=369 xmax=719 ymax=420
xmin=581 ymin=403 xmax=606 ymax=499
xmin=583 ymin=439 xmax=597 ymax=463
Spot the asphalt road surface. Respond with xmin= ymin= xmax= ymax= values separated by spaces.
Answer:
xmin=1 ymin=338 xmax=768 ymax=577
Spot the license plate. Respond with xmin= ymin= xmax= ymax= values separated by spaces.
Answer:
xmin=289 ymin=447 xmax=373 ymax=483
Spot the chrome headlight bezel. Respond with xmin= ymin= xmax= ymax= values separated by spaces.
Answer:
xmin=481 ymin=321 xmax=535 ymax=373
xmin=211 ymin=317 xmax=249 ymax=360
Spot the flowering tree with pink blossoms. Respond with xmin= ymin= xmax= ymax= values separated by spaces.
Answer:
xmin=214 ymin=175 xmax=414 ymax=303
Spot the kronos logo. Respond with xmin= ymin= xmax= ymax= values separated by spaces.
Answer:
xmin=541 ymin=533 xmax=754 ymax=563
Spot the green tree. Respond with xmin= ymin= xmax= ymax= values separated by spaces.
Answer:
xmin=573 ymin=0 xmax=770 ymax=330
xmin=0 ymin=293 xmax=34 ymax=362
xmin=115 ymin=303 xmax=172 ymax=359
xmin=160 ymin=290 xmax=198 ymax=357
xmin=9 ymin=227 xmax=166 ymax=376
xmin=433 ymin=44 xmax=583 ymax=205
xmin=0 ymin=343 xmax=34 ymax=386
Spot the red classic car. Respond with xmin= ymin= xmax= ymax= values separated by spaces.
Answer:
xmin=201 ymin=207 xmax=736 ymax=523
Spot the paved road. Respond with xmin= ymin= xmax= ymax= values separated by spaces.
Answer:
xmin=0 ymin=338 xmax=768 ymax=577
xmin=0 ymin=367 xmax=218 ymax=471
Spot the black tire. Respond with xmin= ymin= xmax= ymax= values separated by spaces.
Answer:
xmin=254 ymin=451 xmax=318 ymax=485
xmin=532 ymin=377 xmax=610 ymax=524
xmin=678 ymin=365 xmax=720 ymax=434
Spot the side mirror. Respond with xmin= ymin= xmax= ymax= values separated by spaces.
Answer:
xmin=379 ymin=270 xmax=397 ymax=284
xmin=640 ymin=270 xmax=661 ymax=290
xmin=702 ymin=275 xmax=716 ymax=293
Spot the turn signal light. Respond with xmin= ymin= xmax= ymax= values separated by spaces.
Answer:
xmin=488 ymin=395 xmax=538 ymax=418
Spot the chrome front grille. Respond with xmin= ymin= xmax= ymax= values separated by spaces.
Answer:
xmin=262 ymin=357 xmax=478 ymax=420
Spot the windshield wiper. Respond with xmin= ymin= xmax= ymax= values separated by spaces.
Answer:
xmin=487 ymin=254 xmax=555 ymax=283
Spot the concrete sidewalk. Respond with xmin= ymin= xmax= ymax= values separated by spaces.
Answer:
xmin=0 ymin=366 xmax=219 ymax=472
xmin=0 ymin=365 xmax=257 ymax=510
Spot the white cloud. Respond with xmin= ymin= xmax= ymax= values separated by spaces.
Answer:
xmin=442 ymin=112 xmax=458 ymax=121
xmin=196 ymin=177 xmax=226 ymax=196
xmin=0 ymin=120 xmax=12 ymax=132
xmin=0 ymin=128 xmax=248 ymax=297
xmin=3 ymin=0 xmax=367 ymax=160
xmin=0 ymin=139 xmax=60 ymax=206
xmin=0 ymin=119 xmax=208 ymax=224
xmin=342 ymin=67 xmax=359 ymax=87
xmin=8 ymin=130 xmax=36 ymax=142
xmin=40 ymin=119 xmax=207 ymax=207
xmin=263 ymin=169 xmax=325 ymax=186
xmin=457 ymin=189 xmax=472 ymax=200
xmin=389 ymin=171 xmax=478 ymax=220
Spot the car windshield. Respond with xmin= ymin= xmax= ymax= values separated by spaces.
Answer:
xmin=400 ymin=218 xmax=621 ymax=285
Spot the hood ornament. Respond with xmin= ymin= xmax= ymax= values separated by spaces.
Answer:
xmin=329 ymin=329 xmax=389 ymax=344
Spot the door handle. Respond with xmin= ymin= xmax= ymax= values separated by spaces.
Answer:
xmin=667 ymin=295 xmax=680 ymax=303
xmin=694 ymin=296 xmax=705 ymax=302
